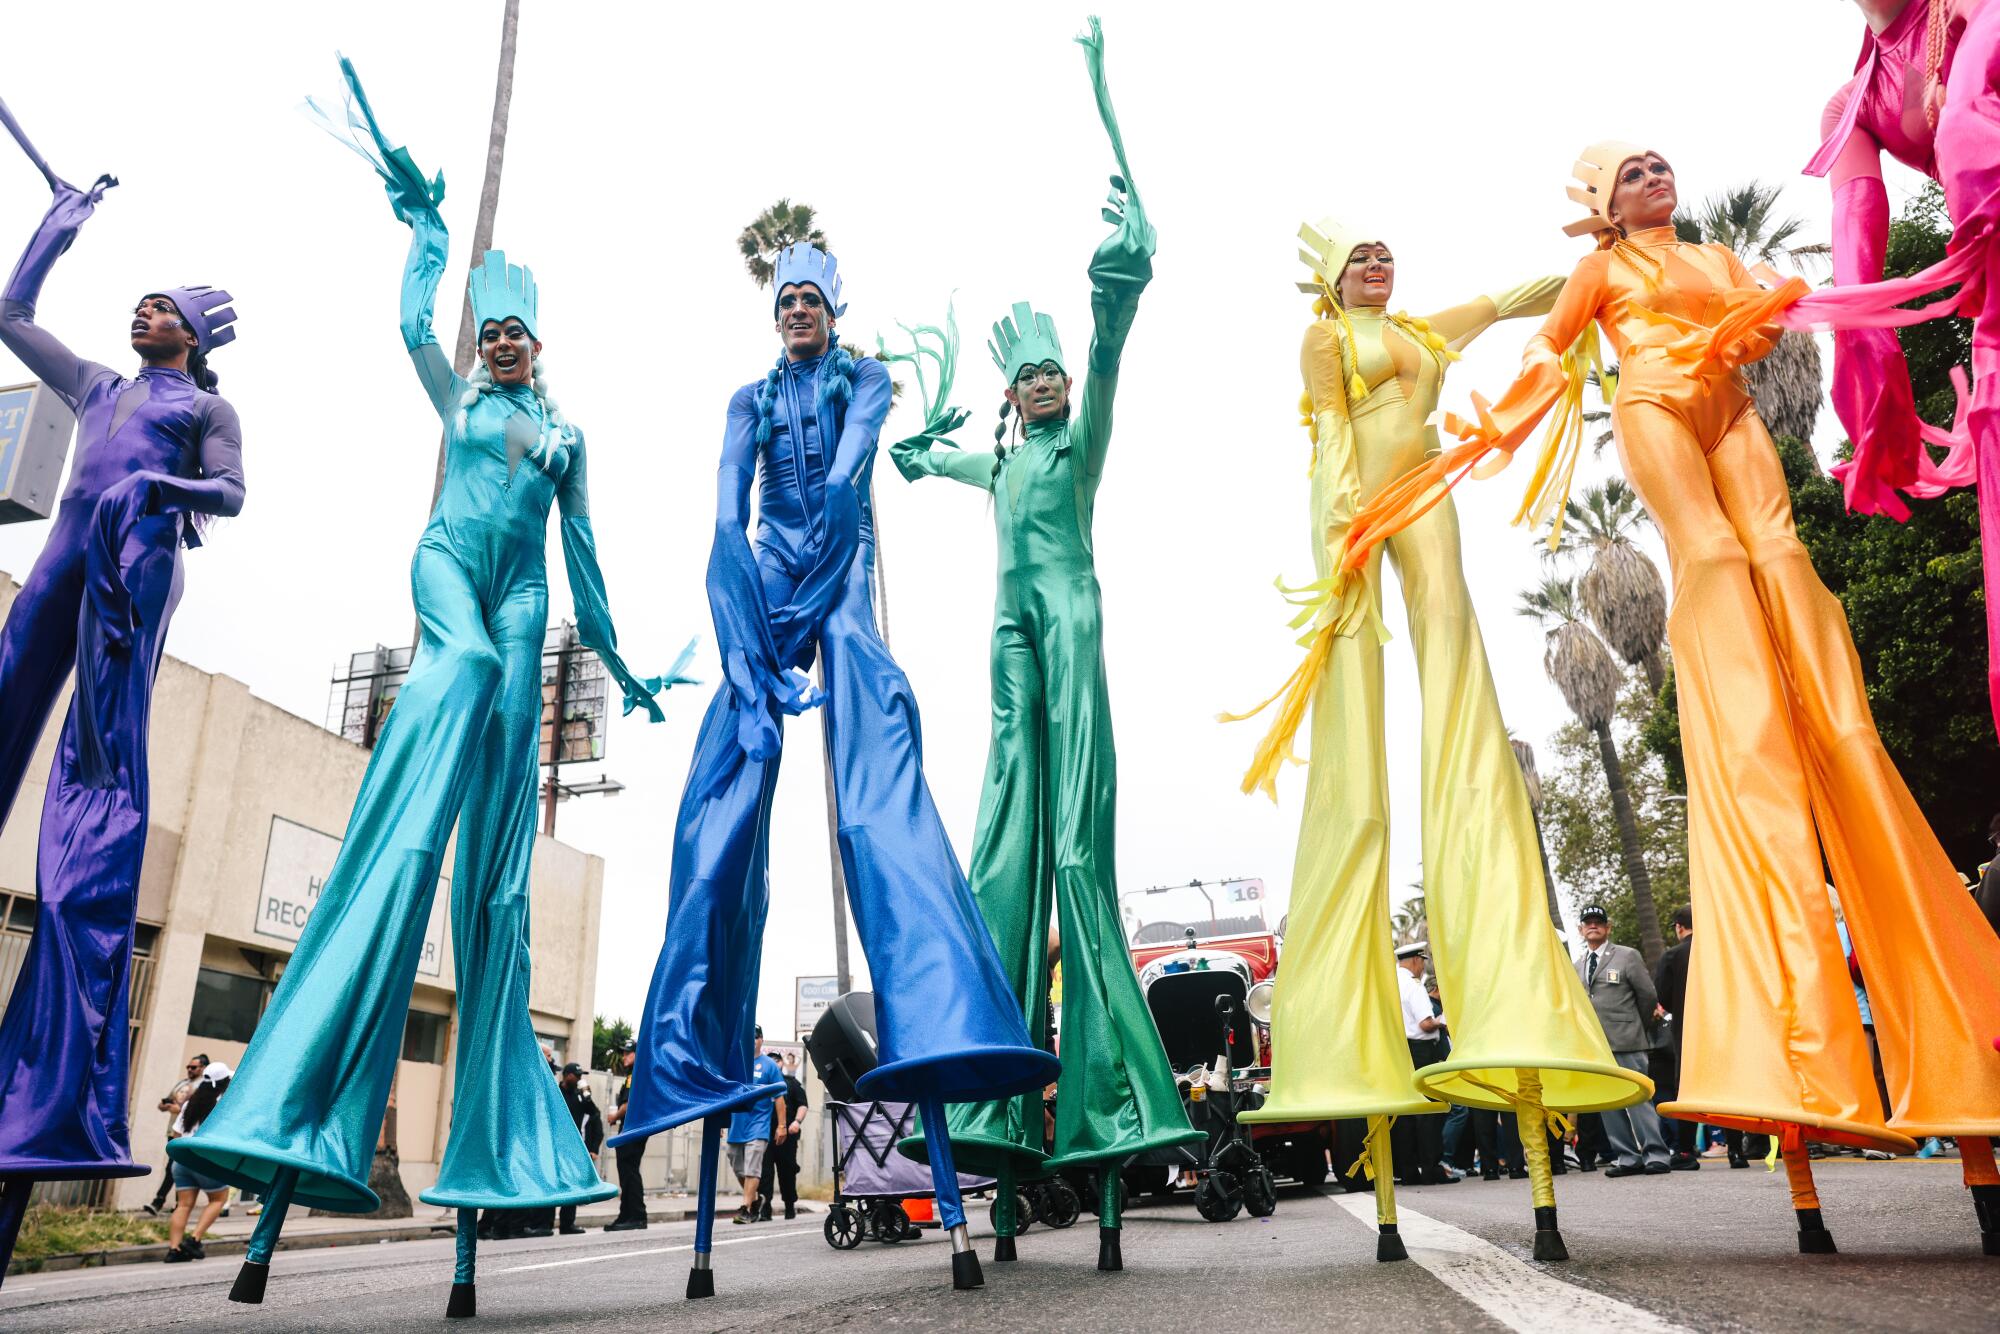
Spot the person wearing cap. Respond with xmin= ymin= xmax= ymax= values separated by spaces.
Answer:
xmin=0 ymin=142 xmax=246 ymax=1259
xmin=555 ymin=1064 xmax=591 ymax=1235
xmin=1337 ymin=143 xmax=2000 ymax=1238
xmin=759 ymin=1053 xmax=808 ymax=1221
xmin=887 ymin=20 xmax=1198 ymax=1274
xmin=1390 ymin=945 xmax=1454 ymax=1186
xmin=1574 ymin=907 xmax=1670 ymax=1176
xmin=163 ymin=1063 xmax=234 ymax=1263
xmin=603 ymin=1043 xmax=646 ymax=1231
xmin=727 ymin=1028 xmax=785 ymax=1226
xmin=169 ymin=61 xmax=690 ymax=1312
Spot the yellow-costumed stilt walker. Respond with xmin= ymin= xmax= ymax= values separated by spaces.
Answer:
xmin=1226 ymin=216 xmax=1652 ymax=1262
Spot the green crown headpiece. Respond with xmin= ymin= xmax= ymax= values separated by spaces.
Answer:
xmin=469 ymin=249 xmax=538 ymax=337
xmin=988 ymin=301 xmax=1065 ymax=384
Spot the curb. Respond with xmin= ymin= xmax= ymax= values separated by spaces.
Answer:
xmin=6 ymin=1201 xmax=821 ymax=1278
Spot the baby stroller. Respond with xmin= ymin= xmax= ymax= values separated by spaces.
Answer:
xmin=822 ymin=1101 xmax=994 ymax=1250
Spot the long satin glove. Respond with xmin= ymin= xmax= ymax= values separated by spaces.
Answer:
xmin=302 ymin=54 xmax=446 ymax=228
xmin=707 ymin=465 xmax=818 ymax=773
xmin=559 ymin=513 xmax=696 ymax=722
xmin=1824 ymin=176 xmax=1929 ymax=519
xmin=85 ymin=470 xmax=244 ymax=656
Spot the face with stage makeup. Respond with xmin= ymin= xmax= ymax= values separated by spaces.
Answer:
xmin=775 ymin=282 xmax=833 ymax=360
xmin=1606 ymin=153 xmax=1677 ymax=234
xmin=130 ymin=295 xmax=197 ymax=366
xmin=479 ymin=316 xmax=540 ymax=387
xmin=1006 ymin=359 xmax=1072 ymax=423
xmin=1338 ymin=243 xmax=1394 ymax=309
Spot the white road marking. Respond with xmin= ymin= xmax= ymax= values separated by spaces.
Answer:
xmin=1331 ymin=1196 xmax=1690 ymax=1334
xmin=495 ymin=1226 xmax=820 ymax=1274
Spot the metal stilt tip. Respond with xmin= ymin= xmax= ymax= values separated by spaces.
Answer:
xmin=445 ymin=1282 xmax=476 ymax=1319
xmin=993 ymin=1234 xmax=1018 ymax=1262
xmin=952 ymin=1249 xmax=985 ymax=1290
xmin=1376 ymin=1224 xmax=1408 ymax=1263
xmin=686 ymin=1264 xmax=716 ymax=1299
xmin=1532 ymin=1205 xmax=1569 ymax=1261
xmin=1097 ymin=1226 xmax=1123 ymax=1272
xmin=228 ymin=1260 xmax=270 ymax=1305
xmin=1795 ymin=1207 xmax=1837 ymax=1254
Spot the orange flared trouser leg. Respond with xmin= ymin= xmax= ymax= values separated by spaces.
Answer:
xmin=1613 ymin=378 xmax=1908 ymax=1154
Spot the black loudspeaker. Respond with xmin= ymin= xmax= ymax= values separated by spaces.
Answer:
xmin=806 ymin=992 xmax=880 ymax=1103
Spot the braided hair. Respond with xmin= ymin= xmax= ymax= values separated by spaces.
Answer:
xmin=753 ymin=343 xmax=858 ymax=446
xmin=186 ymin=346 xmax=218 ymax=393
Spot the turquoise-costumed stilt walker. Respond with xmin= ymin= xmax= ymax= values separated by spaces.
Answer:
xmin=892 ymin=17 xmax=1199 ymax=1273
xmin=169 ymin=58 xmax=691 ymax=1319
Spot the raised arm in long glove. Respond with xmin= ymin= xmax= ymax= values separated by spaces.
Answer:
xmin=0 ymin=180 xmax=116 ymax=406
xmin=884 ymin=309 xmax=984 ymax=489
xmin=557 ymin=435 xmax=695 ymax=722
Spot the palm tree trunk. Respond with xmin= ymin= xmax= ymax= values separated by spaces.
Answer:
xmin=1640 ymin=650 xmax=1665 ymax=698
xmin=1528 ymin=806 xmax=1564 ymax=933
xmin=1594 ymin=720 xmax=1665 ymax=966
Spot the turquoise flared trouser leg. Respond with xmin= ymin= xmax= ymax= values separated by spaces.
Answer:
xmin=173 ymin=544 xmax=545 ymax=1213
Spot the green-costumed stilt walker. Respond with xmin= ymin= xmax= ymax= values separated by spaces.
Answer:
xmin=893 ymin=16 xmax=1198 ymax=1273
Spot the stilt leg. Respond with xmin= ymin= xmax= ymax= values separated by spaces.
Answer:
xmin=1097 ymin=1166 xmax=1122 ymax=1272
xmin=1782 ymin=1139 xmax=1836 ymax=1253
xmin=445 ymin=1208 xmax=477 ymax=1317
xmin=1515 ymin=1072 xmax=1567 ymax=1262
xmin=993 ymin=1158 xmax=1018 ymax=1263
xmin=1961 ymin=1136 xmax=2000 ymax=1256
xmin=231 ymin=1167 xmax=298 ymax=1304
xmin=687 ymin=1116 xmax=722 ymax=1299
xmin=1370 ymin=1115 xmax=1406 ymax=1262
xmin=920 ymin=1097 xmax=982 ymax=1291
xmin=0 ymin=1178 xmax=31 ymax=1289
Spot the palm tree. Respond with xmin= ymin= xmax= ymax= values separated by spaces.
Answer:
xmin=738 ymin=199 xmax=828 ymax=288
xmin=1510 ymin=737 xmax=1566 ymax=932
xmin=1674 ymin=182 xmax=1827 ymax=445
xmin=1390 ymin=888 xmax=1427 ymax=948
xmin=1518 ymin=575 xmax=1666 ymax=966
xmin=1559 ymin=480 xmax=1668 ymax=696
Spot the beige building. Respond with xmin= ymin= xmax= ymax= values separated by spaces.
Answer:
xmin=0 ymin=572 xmax=605 ymax=1210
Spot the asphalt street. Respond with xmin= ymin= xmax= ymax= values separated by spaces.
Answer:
xmin=1 ymin=1158 xmax=1991 ymax=1332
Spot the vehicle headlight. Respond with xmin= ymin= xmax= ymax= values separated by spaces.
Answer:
xmin=1245 ymin=980 xmax=1275 ymax=1027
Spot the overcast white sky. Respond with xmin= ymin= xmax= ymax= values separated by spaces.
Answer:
xmin=0 ymin=3 xmax=1928 ymax=1041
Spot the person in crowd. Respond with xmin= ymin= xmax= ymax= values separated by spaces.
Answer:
xmin=163 ymin=1064 xmax=233 ymax=1262
xmin=144 ymin=1054 xmax=207 ymax=1217
xmin=557 ymin=1064 xmax=591 ymax=1234
xmin=729 ymin=1029 xmax=785 ymax=1225
xmin=1574 ymin=906 xmax=1672 ymax=1176
xmin=603 ymin=1043 xmax=646 ymax=1232
xmin=1390 ymin=944 xmax=1455 ymax=1186
xmin=1976 ymin=813 xmax=2000 ymax=937
xmin=758 ymin=1056 xmax=808 ymax=1221
xmin=1651 ymin=906 xmax=1700 ymax=1170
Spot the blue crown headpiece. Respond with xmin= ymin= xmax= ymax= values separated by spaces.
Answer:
xmin=771 ymin=244 xmax=846 ymax=319
xmin=468 ymin=249 xmax=538 ymax=337
xmin=989 ymin=302 xmax=1064 ymax=384
xmin=147 ymin=285 xmax=238 ymax=353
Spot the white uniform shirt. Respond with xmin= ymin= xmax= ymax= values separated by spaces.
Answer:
xmin=1398 ymin=967 xmax=1435 ymax=1040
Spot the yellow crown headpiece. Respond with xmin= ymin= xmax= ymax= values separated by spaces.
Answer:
xmin=1295 ymin=215 xmax=1385 ymax=296
xmin=1562 ymin=141 xmax=1660 ymax=238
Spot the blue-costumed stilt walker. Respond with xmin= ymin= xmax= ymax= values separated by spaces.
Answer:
xmin=613 ymin=240 xmax=1058 ymax=1295
xmin=168 ymin=59 xmax=691 ymax=1318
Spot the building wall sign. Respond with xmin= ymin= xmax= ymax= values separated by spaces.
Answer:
xmin=257 ymin=815 xmax=447 ymax=978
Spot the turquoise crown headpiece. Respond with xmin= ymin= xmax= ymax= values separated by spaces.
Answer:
xmin=469 ymin=249 xmax=538 ymax=337
xmin=989 ymin=302 xmax=1064 ymax=384
xmin=771 ymin=243 xmax=846 ymax=319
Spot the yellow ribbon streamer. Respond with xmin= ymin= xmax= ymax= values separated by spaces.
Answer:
xmin=1346 ymin=1114 xmax=1397 ymax=1182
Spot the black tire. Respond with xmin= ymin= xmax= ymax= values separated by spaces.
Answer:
xmin=988 ymin=1193 xmax=1035 ymax=1236
xmin=1195 ymin=1170 xmax=1244 ymax=1223
xmin=1243 ymin=1166 xmax=1278 ymax=1218
xmin=1040 ymin=1178 xmax=1082 ymax=1229
xmin=873 ymin=1201 xmax=912 ymax=1242
xmin=824 ymin=1205 xmax=863 ymax=1250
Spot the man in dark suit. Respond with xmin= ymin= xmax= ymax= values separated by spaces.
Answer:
xmin=1573 ymin=905 xmax=1670 ymax=1177
xmin=556 ymin=1064 xmax=591 ymax=1233
xmin=1650 ymin=905 xmax=1699 ymax=1170
xmin=602 ymin=1043 xmax=648 ymax=1231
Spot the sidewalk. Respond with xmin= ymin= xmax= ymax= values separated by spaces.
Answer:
xmin=9 ymin=1190 xmax=819 ymax=1278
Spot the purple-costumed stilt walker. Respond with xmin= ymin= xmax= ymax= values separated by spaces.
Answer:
xmin=0 ymin=103 xmax=244 ymax=1283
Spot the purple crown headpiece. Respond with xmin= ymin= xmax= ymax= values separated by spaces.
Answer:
xmin=147 ymin=285 xmax=238 ymax=353
xmin=770 ymin=244 xmax=845 ymax=319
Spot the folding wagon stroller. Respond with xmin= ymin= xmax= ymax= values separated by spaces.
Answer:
xmin=821 ymin=1101 xmax=995 ymax=1250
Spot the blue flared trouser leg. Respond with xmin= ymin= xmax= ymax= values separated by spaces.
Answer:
xmin=171 ymin=544 xmax=508 ymax=1217
xmin=686 ymin=1117 xmax=723 ymax=1299
xmin=0 ymin=505 xmax=181 ymax=1191
xmin=424 ymin=582 xmax=612 ymax=1213
xmin=0 ymin=1178 xmax=31 ymax=1289
xmin=817 ymin=553 xmax=1055 ymax=1107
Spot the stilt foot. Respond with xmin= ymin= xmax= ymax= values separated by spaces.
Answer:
xmin=1377 ymin=1223 xmax=1408 ymax=1263
xmin=445 ymin=1282 xmax=476 ymax=1319
xmin=1097 ymin=1226 xmax=1122 ymax=1272
xmin=686 ymin=1264 xmax=715 ymax=1299
xmin=993 ymin=1234 xmax=1017 ymax=1262
xmin=1795 ymin=1208 xmax=1836 ymax=1254
xmin=1532 ymin=1206 xmax=1569 ymax=1262
xmin=229 ymin=1260 xmax=270 ymax=1305
xmin=952 ymin=1249 xmax=984 ymax=1290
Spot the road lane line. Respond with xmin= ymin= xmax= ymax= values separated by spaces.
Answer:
xmin=1331 ymin=1196 xmax=1690 ymax=1333
xmin=495 ymin=1226 xmax=820 ymax=1273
